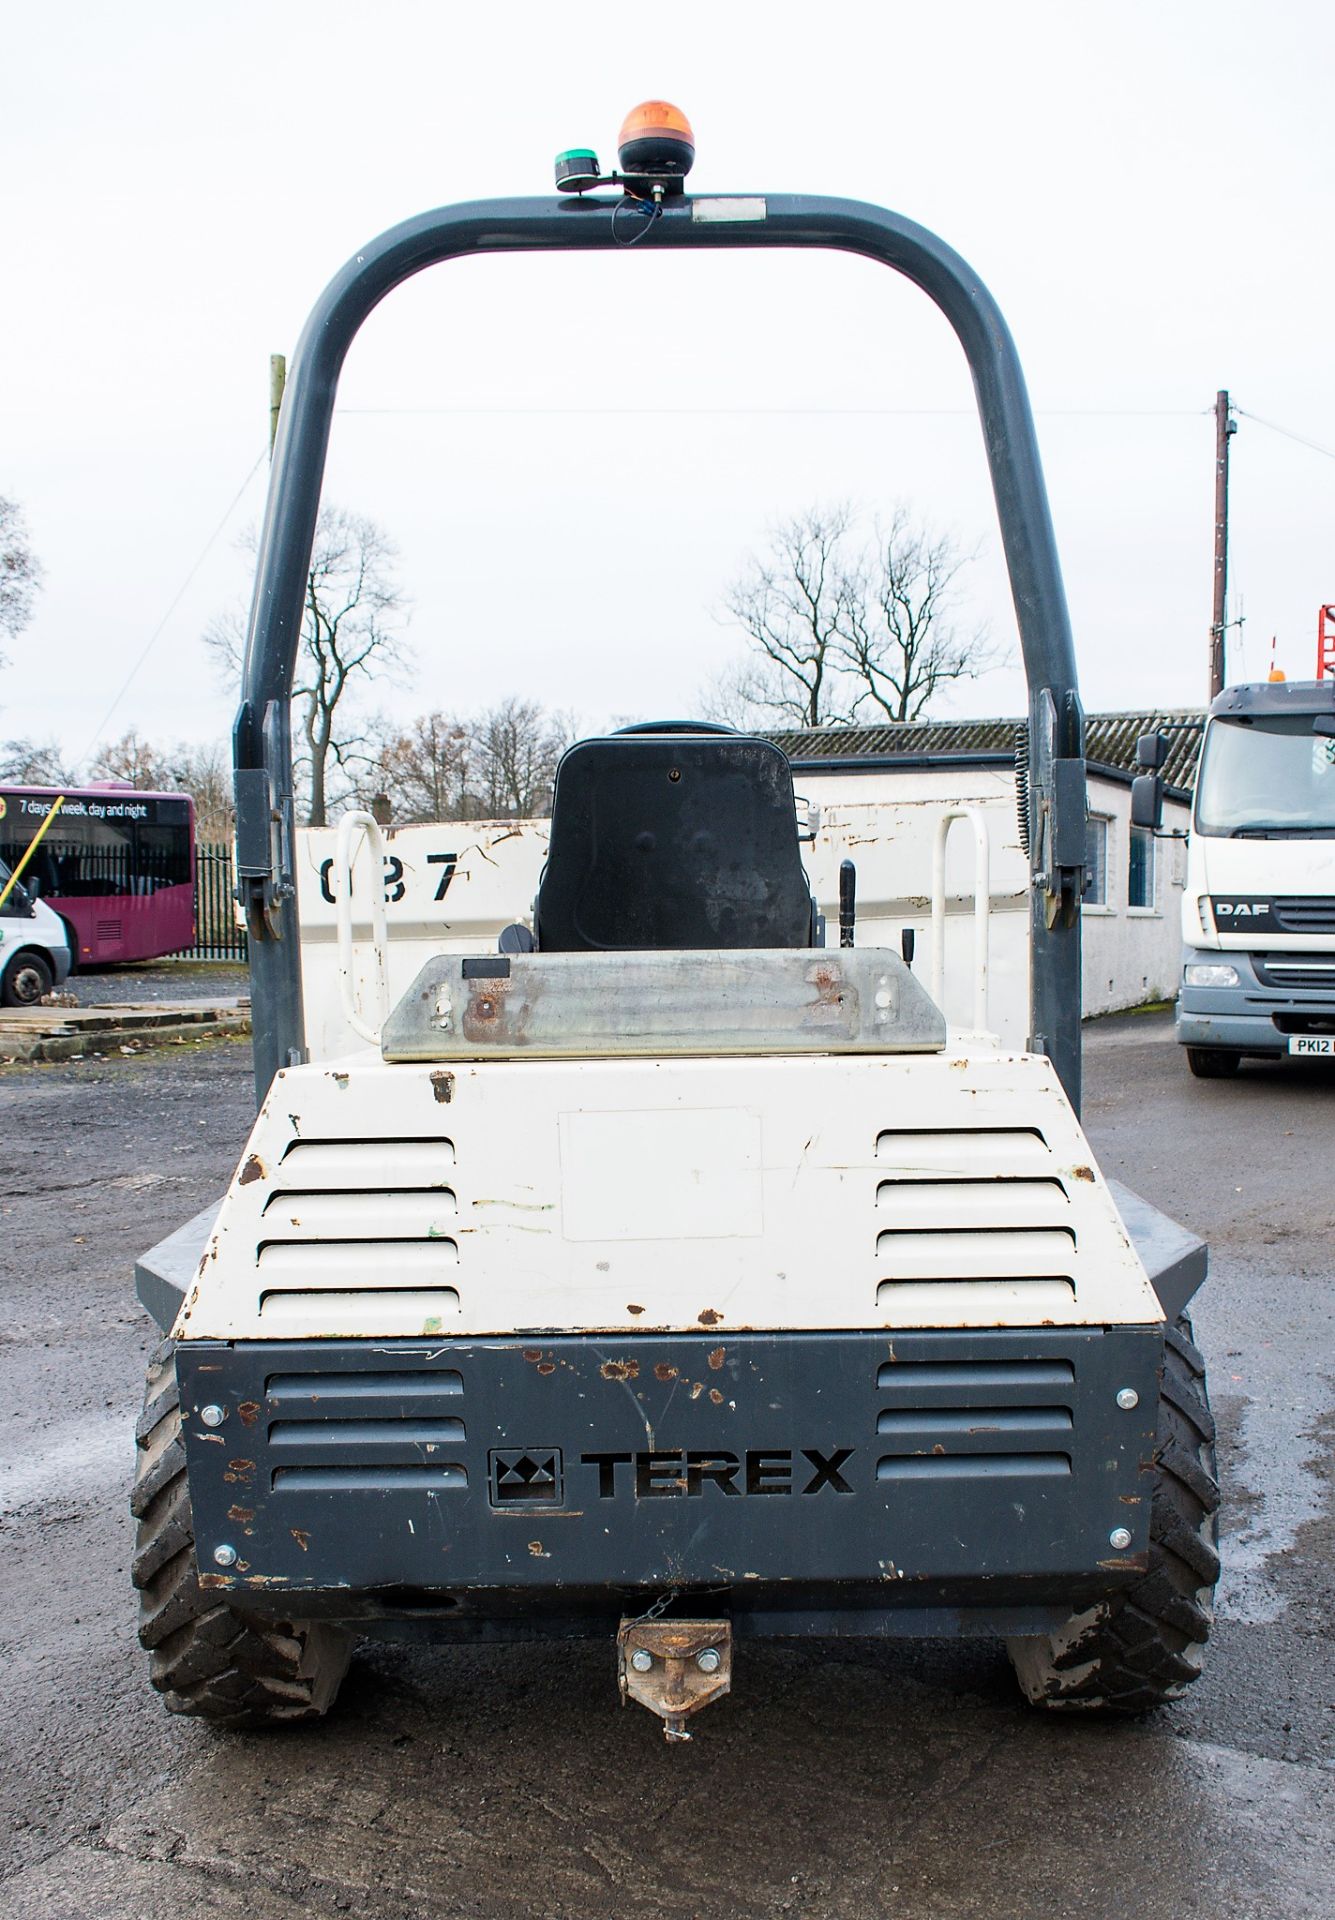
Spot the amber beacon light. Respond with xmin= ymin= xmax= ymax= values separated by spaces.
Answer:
xmin=617 ymin=100 xmax=695 ymax=187
xmin=554 ymin=100 xmax=696 ymax=197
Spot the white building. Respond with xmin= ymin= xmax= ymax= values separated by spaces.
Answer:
xmin=297 ymin=711 xmax=1203 ymax=1062
xmin=771 ymin=711 xmax=1202 ymax=1044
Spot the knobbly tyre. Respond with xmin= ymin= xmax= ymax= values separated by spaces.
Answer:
xmin=131 ymin=103 xmax=1219 ymax=1742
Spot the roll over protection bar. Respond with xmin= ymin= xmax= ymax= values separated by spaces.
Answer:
xmin=233 ymin=192 xmax=1086 ymax=1107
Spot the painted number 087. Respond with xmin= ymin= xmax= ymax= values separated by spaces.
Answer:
xmin=318 ymin=852 xmax=458 ymax=905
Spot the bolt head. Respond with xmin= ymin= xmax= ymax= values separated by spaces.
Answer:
xmin=1108 ymin=1527 xmax=1133 ymax=1552
xmin=629 ymin=1647 xmax=654 ymax=1673
xmin=199 ymin=1403 xmax=226 ymax=1428
xmin=1116 ymin=1388 xmax=1139 ymax=1411
xmin=213 ymin=1543 xmax=238 ymax=1568
xmin=696 ymin=1648 xmax=722 ymax=1674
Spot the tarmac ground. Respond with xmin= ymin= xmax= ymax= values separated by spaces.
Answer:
xmin=1 ymin=1012 xmax=1331 ymax=1919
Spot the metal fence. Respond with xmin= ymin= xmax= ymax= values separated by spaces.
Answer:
xmin=191 ymin=842 xmax=247 ymax=961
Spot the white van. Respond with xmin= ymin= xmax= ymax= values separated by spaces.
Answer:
xmin=0 ymin=859 xmax=72 ymax=1006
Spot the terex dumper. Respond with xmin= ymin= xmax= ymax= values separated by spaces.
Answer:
xmin=131 ymin=104 xmax=1219 ymax=1740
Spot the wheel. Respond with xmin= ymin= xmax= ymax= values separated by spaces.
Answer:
xmin=131 ymin=1339 xmax=353 ymax=1726
xmin=1186 ymin=1046 xmax=1241 ymax=1078
xmin=1 ymin=948 xmax=54 ymax=1006
xmin=1007 ymin=1316 xmax=1219 ymax=1713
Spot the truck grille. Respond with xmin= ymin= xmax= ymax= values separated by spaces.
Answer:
xmin=1273 ymin=898 xmax=1335 ymax=935
xmin=874 ymin=1128 xmax=1078 ymax=1320
xmin=1254 ymin=954 xmax=1335 ymax=991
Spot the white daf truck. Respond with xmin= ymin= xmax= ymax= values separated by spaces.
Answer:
xmin=1150 ymin=680 xmax=1335 ymax=1077
xmin=130 ymin=104 xmax=1219 ymax=1742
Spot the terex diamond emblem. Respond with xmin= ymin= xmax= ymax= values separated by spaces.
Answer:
xmin=488 ymin=1447 xmax=564 ymax=1508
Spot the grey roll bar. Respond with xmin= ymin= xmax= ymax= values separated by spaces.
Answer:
xmin=234 ymin=192 xmax=1086 ymax=1108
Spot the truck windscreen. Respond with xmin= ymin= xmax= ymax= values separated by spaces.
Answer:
xmin=1195 ymin=714 xmax=1335 ymax=836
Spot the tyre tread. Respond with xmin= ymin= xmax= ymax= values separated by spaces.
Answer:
xmin=1008 ymin=1313 xmax=1219 ymax=1714
xmin=130 ymin=1341 xmax=351 ymax=1726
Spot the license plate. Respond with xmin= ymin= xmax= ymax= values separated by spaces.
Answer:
xmin=1289 ymin=1035 xmax=1335 ymax=1055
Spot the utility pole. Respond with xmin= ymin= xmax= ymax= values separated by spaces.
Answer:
xmin=1209 ymin=389 xmax=1236 ymax=699
xmin=269 ymin=353 xmax=287 ymax=458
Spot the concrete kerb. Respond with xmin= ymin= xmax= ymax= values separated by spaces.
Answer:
xmin=0 ymin=999 xmax=251 ymax=1065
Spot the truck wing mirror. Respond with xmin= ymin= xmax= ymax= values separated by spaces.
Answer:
xmin=1136 ymin=730 xmax=1168 ymax=770
xmin=1131 ymin=772 xmax=1165 ymax=831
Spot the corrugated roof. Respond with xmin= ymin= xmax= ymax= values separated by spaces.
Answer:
xmin=769 ymin=709 xmax=1205 ymax=796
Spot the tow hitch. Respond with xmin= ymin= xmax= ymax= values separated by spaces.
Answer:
xmin=616 ymin=1618 xmax=733 ymax=1743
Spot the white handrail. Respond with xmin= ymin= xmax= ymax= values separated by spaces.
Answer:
xmin=930 ymin=806 xmax=991 ymax=1032
xmin=334 ymin=810 xmax=390 ymax=1045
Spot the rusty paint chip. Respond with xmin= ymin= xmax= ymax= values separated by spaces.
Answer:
xmin=600 ymin=1358 xmax=640 ymax=1382
xmin=1071 ymin=1164 xmax=1096 ymax=1182
xmin=236 ymin=1400 xmax=261 ymax=1427
xmin=430 ymin=1070 xmax=455 ymax=1105
xmin=290 ymin=1528 xmax=312 ymax=1552
xmin=238 ymin=1153 xmax=266 ymax=1186
xmin=697 ymin=1309 xmax=722 ymax=1328
xmin=707 ymin=1347 xmax=725 ymax=1371
xmin=653 ymin=1362 xmax=679 ymax=1383
xmin=626 ymin=1303 xmax=645 ymax=1316
xmin=708 ymin=1388 xmax=724 ymax=1406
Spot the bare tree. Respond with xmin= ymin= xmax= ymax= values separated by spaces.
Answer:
xmin=168 ymin=740 xmax=234 ymax=842
xmin=358 ymin=710 xmax=472 ymax=823
xmin=355 ymin=699 xmax=573 ymax=823
xmin=87 ymin=730 xmax=234 ymax=840
xmin=0 ymin=495 xmax=43 ymax=659
xmin=719 ymin=505 xmax=861 ymax=728
xmin=714 ymin=503 xmax=998 ymax=729
xmin=471 ymin=697 xmax=572 ymax=818
xmin=0 ymin=737 xmax=72 ymax=784
xmin=838 ymin=507 xmax=999 ymax=722
xmin=89 ymin=728 xmax=166 ymax=788
xmin=206 ymin=506 xmax=410 ymax=826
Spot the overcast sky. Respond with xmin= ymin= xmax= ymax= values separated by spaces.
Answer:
xmin=2 ymin=0 xmax=1331 ymax=769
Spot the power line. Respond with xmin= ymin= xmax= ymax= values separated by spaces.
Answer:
xmin=334 ymin=403 xmax=1207 ymax=419
xmin=1234 ymin=408 xmax=1335 ymax=464
xmin=76 ymin=449 xmax=267 ymax=772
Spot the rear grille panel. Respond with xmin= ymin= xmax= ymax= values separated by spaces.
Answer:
xmin=178 ymin=1328 xmax=1160 ymax=1599
xmin=261 ymin=1364 xmax=466 ymax=1494
xmin=874 ymin=1126 xmax=1084 ymax=1319
xmin=877 ymin=1349 xmax=1076 ymax=1480
xmin=252 ymin=1136 xmax=461 ymax=1331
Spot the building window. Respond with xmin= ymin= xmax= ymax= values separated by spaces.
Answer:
xmin=1128 ymin=825 xmax=1155 ymax=909
xmin=1084 ymin=815 xmax=1109 ymax=905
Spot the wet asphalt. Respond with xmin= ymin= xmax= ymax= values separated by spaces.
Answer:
xmin=0 ymin=1013 xmax=1331 ymax=1919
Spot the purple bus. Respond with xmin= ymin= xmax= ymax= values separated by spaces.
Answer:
xmin=0 ymin=785 xmax=196 ymax=967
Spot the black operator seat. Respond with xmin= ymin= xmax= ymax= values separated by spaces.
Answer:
xmin=533 ymin=723 xmax=816 ymax=951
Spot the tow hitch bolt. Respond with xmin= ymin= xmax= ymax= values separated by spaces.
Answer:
xmin=617 ymin=1618 xmax=733 ymax=1743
